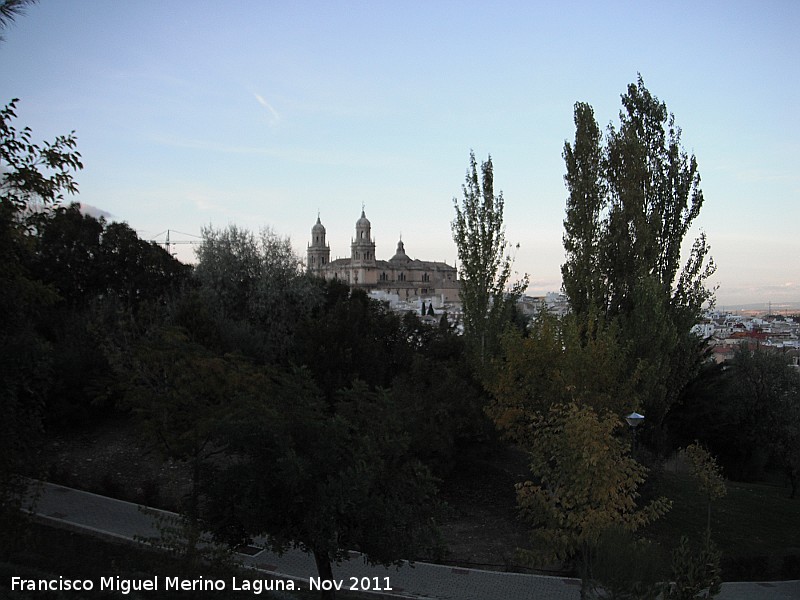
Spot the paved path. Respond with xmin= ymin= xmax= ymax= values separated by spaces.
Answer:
xmin=24 ymin=482 xmax=800 ymax=599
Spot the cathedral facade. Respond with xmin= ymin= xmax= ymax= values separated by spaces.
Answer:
xmin=307 ymin=211 xmax=460 ymax=303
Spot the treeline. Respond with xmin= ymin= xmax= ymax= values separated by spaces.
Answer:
xmin=452 ymin=77 xmax=799 ymax=597
xmin=1 ymin=100 xmax=497 ymax=593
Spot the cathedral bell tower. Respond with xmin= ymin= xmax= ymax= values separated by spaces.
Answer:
xmin=307 ymin=215 xmax=330 ymax=274
xmin=350 ymin=208 xmax=377 ymax=286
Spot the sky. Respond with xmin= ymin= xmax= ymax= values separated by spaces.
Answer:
xmin=1 ymin=0 xmax=798 ymax=308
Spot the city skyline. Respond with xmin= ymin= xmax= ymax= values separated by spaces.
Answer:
xmin=1 ymin=1 xmax=798 ymax=307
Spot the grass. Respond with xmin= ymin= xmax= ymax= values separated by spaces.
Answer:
xmin=642 ymin=470 xmax=800 ymax=580
xmin=37 ymin=421 xmax=800 ymax=585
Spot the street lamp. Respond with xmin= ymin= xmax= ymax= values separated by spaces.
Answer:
xmin=625 ymin=412 xmax=644 ymax=455
xmin=625 ymin=412 xmax=645 ymax=428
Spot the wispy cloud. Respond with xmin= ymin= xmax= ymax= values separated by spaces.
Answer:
xmin=254 ymin=93 xmax=281 ymax=126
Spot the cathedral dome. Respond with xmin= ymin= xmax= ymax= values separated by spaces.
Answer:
xmin=390 ymin=239 xmax=411 ymax=263
xmin=312 ymin=216 xmax=326 ymax=235
xmin=356 ymin=209 xmax=370 ymax=229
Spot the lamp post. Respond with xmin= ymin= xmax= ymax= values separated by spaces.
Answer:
xmin=625 ymin=412 xmax=644 ymax=456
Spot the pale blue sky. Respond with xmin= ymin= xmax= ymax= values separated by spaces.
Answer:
xmin=2 ymin=0 xmax=798 ymax=307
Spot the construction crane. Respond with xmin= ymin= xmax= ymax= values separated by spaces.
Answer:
xmin=149 ymin=230 xmax=202 ymax=257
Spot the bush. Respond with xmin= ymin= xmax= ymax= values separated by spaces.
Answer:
xmin=593 ymin=526 xmax=667 ymax=600
xmin=666 ymin=533 xmax=722 ymax=600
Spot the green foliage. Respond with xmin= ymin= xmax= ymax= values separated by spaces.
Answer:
xmin=515 ymin=402 xmax=671 ymax=590
xmin=0 ymin=326 xmax=49 ymax=544
xmin=125 ymin=328 xmax=234 ymax=459
xmin=643 ymin=470 xmax=800 ymax=579
xmin=0 ymin=98 xmax=79 ymax=328
xmin=603 ymin=77 xmax=712 ymax=310
xmin=727 ymin=346 xmax=800 ymax=495
xmin=666 ymin=533 xmax=722 ymax=600
xmin=122 ymin=326 xmax=269 ymax=522
xmin=487 ymin=311 xmax=638 ymax=443
xmin=204 ymin=372 xmax=442 ymax=598
xmin=592 ymin=526 xmax=667 ymax=600
xmin=95 ymin=219 xmax=191 ymax=307
xmin=667 ymin=361 xmax=753 ymax=478
xmin=30 ymin=203 xmax=104 ymax=304
xmin=562 ymin=101 xmax=606 ymax=319
xmin=686 ymin=445 xmax=727 ymax=500
xmin=670 ymin=346 xmax=800 ymax=491
xmin=194 ymin=223 xmax=318 ymax=363
xmin=294 ymin=281 xmax=413 ymax=400
xmin=685 ymin=442 xmax=726 ymax=532
xmin=486 ymin=302 xmax=670 ymax=596
xmin=0 ymin=98 xmax=81 ymax=535
xmin=22 ymin=204 xmax=189 ymax=427
xmin=390 ymin=326 xmax=493 ymax=474
xmin=293 ymin=279 xmax=492 ymax=475
xmin=0 ymin=99 xmax=82 ymax=211
xmin=451 ymin=151 xmax=527 ymax=369
xmin=38 ymin=309 xmax=111 ymax=427
xmin=561 ymin=77 xmax=716 ymax=444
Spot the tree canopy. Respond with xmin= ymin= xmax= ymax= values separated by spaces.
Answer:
xmin=193 ymin=224 xmax=317 ymax=363
xmin=0 ymin=96 xmax=82 ymax=538
xmin=516 ymin=402 xmax=670 ymax=597
xmin=204 ymin=373 xmax=442 ymax=600
xmin=560 ymin=76 xmax=716 ymax=443
xmin=452 ymin=151 xmax=527 ymax=369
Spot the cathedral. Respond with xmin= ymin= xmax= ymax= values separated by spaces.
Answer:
xmin=307 ymin=210 xmax=460 ymax=303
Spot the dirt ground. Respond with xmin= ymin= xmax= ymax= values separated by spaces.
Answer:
xmin=37 ymin=417 xmax=545 ymax=574
xmin=435 ymin=447 xmax=539 ymax=572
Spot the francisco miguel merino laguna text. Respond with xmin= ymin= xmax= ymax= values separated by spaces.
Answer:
xmin=11 ymin=575 xmax=394 ymax=594
xmin=11 ymin=575 xmax=295 ymax=594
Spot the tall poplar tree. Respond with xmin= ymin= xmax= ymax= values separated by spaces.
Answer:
xmin=603 ymin=77 xmax=714 ymax=319
xmin=561 ymin=76 xmax=716 ymax=441
xmin=452 ymin=151 xmax=527 ymax=369
xmin=562 ymin=102 xmax=606 ymax=319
